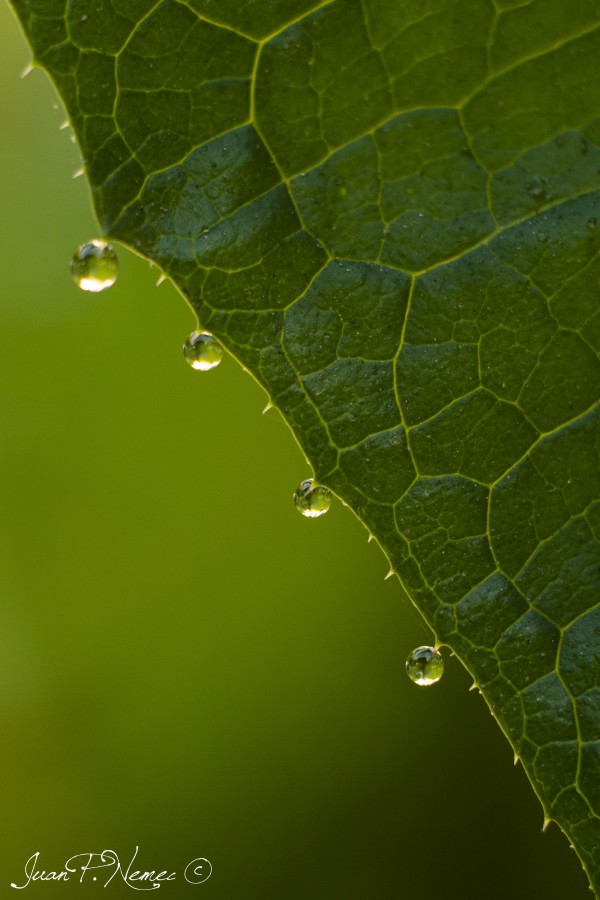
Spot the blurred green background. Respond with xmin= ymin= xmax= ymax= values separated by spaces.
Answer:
xmin=0 ymin=3 xmax=587 ymax=897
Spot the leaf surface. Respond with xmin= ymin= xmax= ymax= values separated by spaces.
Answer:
xmin=8 ymin=0 xmax=600 ymax=891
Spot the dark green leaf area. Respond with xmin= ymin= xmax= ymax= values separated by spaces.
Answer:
xmin=464 ymin=30 xmax=600 ymax=172
xmin=304 ymin=358 xmax=397 ymax=448
xmin=284 ymin=262 xmax=410 ymax=370
xmin=497 ymin=610 xmax=560 ymax=692
xmin=491 ymin=408 xmax=600 ymax=583
xmin=522 ymin=674 xmax=577 ymax=746
xmin=560 ymin=609 xmax=600 ymax=698
xmin=116 ymin=1 xmax=254 ymax=172
xmin=518 ymin=517 xmax=600 ymax=629
xmin=395 ymin=476 xmax=493 ymax=606
xmin=491 ymin=128 xmax=600 ymax=225
xmin=67 ymin=0 xmax=136 ymax=52
xmin=488 ymin=0 xmax=599 ymax=69
xmin=188 ymin=0 xmax=320 ymax=40
xmin=115 ymin=126 xmax=299 ymax=269
xmin=400 ymin=246 xmax=552 ymax=406
xmin=10 ymin=0 xmax=600 ymax=893
xmin=456 ymin=573 xmax=527 ymax=648
xmin=339 ymin=427 xmax=415 ymax=504
xmin=410 ymin=390 xmax=537 ymax=484
xmin=256 ymin=0 xmax=394 ymax=175
xmin=291 ymin=110 xmax=494 ymax=271
xmin=202 ymin=232 xmax=327 ymax=313
xmin=397 ymin=342 xmax=480 ymax=425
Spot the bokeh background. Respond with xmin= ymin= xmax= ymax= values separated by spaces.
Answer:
xmin=0 ymin=3 xmax=587 ymax=897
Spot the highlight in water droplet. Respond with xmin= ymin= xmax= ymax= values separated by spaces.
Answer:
xmin=71 ymin=239 xmax=118 ymax=292
xmin=293 ymin=478 xmax=331 ymax=518
xmin=405 ymin=646 xmax=444 ymax=686
xmin=183 ymin=330 xmax=223 ymax=371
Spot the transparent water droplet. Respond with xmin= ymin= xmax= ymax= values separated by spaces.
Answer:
xmin=587 ymin=217 xmax=597 ymax=229
xmin=293 ymin=478 xmax=331 ymax=518
xmin=183 ymin=331 xmax=223 ymax=371
xmin=405 ymin=646 xmax=444 ymax=686
xmin=71 ymin=239 xmax=118 ymax=292
xmin=525 ymin=177 xmax=553 ymax=202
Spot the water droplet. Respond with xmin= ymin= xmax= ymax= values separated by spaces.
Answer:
xmin=537 ymin=232 xmax=547 ymax=243
xmin=183 ymin=331 xmax=223 ymax=371
xmin=405 ymin=646 xmax=444 ymax=686
xmin=293 ymin=478 xmax=331 ymax=518
xmin=71 ymin=239 xmax=118 ymax=292
xmin=587 ymin=217 xmax=597 ymax=229
xmin=525 ymin=177 xmax=553 ymax=203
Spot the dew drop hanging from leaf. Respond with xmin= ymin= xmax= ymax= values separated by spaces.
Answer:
xmin=406 ymin=646 xmax=444 ymax=686
xmin=183 ymin=331 xmax=223 ymax=371
xmin=70 ymin=239 xmax=118 ymax=292
xmin=293 ymin=479 xmax=331 ymax=518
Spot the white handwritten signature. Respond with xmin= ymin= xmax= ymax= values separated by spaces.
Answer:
xmin=10 ymin=848 xmax=212 ymax=890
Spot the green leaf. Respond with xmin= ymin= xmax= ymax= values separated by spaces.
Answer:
xmin=8 ymin=0 xmax=600 ymax=892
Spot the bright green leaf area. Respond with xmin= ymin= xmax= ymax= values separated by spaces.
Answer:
xmin=9 ymin=0 xmax=600 ymax=892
